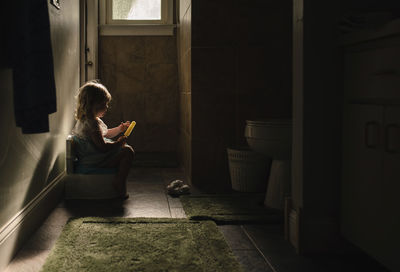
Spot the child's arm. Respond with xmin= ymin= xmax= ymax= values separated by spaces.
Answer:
xmin=90 ymin=126 xmax=126 ymax=152
xmin=105 ymin=121 xmax=130 ymax=139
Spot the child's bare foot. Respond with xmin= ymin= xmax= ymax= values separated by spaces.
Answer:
xmin=119 ymin=193 xmax=129 ymax=200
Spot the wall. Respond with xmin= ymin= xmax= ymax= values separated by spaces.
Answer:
xmin=99 ymin=36 xmax=179 ymax=155
xmin=187 ymin=0 xmax=292 ymax=191
xmin=0 ymin=0 xmax=79 ymax=268
xmin=292 ymin=0 xmax=342 ymax=253
xmin=177 ymin=0 xmax=192 ymax=183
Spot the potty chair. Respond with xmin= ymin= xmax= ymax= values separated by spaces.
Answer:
xmin=64 ymin=135 xmax=119 ymax=199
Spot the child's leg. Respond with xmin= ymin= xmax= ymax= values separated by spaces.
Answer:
xmin=114 ymin=145 xmax=135 ymax=197
xmin=102 ymin=145 xmax=135 ymax=197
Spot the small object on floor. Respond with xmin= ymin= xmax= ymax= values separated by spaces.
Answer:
xmin=167 ymin=179 xmax=190 ymax=196
xmin=167 ymin=179 xmax=183 ymax=190
xmin=178 ymin=184 xmax=190 ymax=194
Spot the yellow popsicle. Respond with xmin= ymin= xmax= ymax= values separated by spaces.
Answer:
xmin=124 ymin=121 xmax=136 ymax=137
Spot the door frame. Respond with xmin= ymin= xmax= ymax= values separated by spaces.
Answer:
xmin=80 ymin=0 xmax=98 ymax=85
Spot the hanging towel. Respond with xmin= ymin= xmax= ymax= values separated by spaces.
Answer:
xmin=9 ymin=0 xmax=57 ymax=134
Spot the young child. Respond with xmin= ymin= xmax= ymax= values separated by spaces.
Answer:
xmin=72 ymin=80 xmax=134 ymax=199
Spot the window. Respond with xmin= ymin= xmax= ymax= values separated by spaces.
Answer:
xmin=109 ymin=0 xmax=165 ymax=24
xmin=100 ymin=0 xmax=174 ymax=36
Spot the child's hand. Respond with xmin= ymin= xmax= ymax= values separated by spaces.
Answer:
xmin=119 ymin=121 xmax=131 ymax=133
xmin=116 ymin=135 xmax=127 ymax=146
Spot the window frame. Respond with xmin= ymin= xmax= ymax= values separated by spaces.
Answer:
xmin=106 ymin=0 xmax=167 ymax=25
xmin=99 ymin=0 xmax=175 ymax=36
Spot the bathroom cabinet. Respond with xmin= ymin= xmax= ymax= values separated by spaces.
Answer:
xmin=341 ymin=21 xmax=400 ymax=271
xmin=342 ymin=104 xmax=400 ymax=267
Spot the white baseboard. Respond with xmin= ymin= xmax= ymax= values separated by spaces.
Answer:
xmin=289 ymin=208 xmax=300 ymax=253
xmin=0 ymin=172 xmax=65 ymax=271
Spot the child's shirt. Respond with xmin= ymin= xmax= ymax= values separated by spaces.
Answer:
xmin=71 ymin=118 xmax=119 ymax=168
xmin=72 ymin=117 xmax=107 ymax=140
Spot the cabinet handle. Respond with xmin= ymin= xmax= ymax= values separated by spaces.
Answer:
xmin=385 ymin=124 xmax=400 ymax=153
xmin=365 ymin=121 xmax=380 ymax=149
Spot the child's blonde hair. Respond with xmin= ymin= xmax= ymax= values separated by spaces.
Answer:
xmin=75 ymin=80 xmax=111 ymax=120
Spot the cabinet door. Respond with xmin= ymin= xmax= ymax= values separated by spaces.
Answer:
xmin=379 ymin=106 xmax=400 ymax=271
xmin=344 ymin=37 xmax=400 ymax=101
xmin=341 ymin=104 xmax=384 ymax=253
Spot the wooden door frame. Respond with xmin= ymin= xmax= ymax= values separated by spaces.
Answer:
xmin=80 ymin=0 xmax=98 ymax=85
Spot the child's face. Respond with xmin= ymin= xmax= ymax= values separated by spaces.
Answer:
xmin=95 ymin=102 xmax=109 ymax=118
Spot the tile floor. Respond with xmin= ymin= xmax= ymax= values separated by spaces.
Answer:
xmin=5 ymin=168 xmax=389 ymax=272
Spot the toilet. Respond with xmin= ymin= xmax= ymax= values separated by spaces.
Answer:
xmin=245 ymin=119 xmax=292 ymax=210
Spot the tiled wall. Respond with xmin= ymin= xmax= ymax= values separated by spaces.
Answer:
xmin=178 ymin=0 xmax=192 ymax=182
xmin=100 ymin=0 xmax=292 ymax=191
xmin=99 ymin=36 xmax=178 ymax=153
xmin=188 ymin=0 xmax=293 ymax=191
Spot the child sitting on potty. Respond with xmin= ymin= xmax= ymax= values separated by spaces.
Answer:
xmin=72 ymin=80 xmax=134 ymax=199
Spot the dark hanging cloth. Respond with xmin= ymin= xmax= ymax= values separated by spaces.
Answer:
xmin=8 ymin=0 xmax=57 ymax=134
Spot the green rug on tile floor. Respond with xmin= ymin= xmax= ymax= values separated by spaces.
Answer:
xmin=180 ymin=194 xmax=283 ymax=224
xmin=40 ymin=217 xmax=243 ymax=272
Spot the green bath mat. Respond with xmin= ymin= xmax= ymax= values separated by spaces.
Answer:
xmin=41 ymin=217 xmax=243 ymax=272
xmin=180 ymin=194 xmax=283 ymax=224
